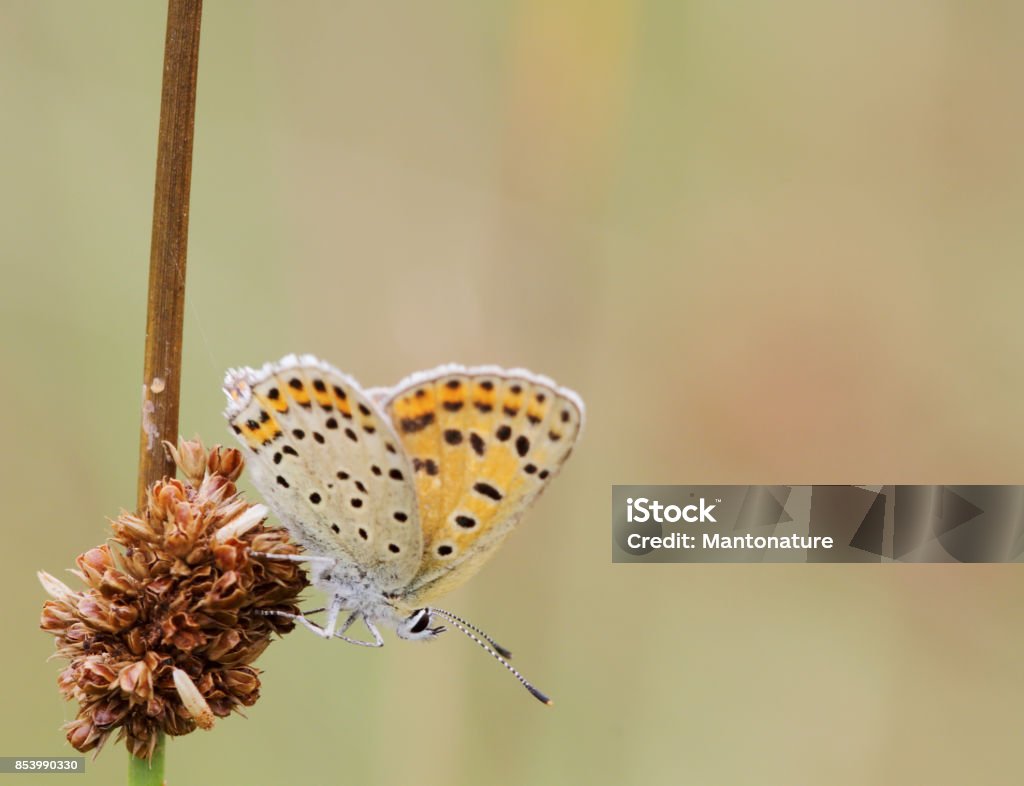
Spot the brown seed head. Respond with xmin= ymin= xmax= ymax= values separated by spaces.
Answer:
xmin=39 ymin=439 xmax=308 ymax=760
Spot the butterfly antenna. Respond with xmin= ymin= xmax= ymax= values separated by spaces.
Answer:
xmin=428 ymin=608 xmax=552 ymax=706
xmin=428 ymin=609 xmax=513 ymax=658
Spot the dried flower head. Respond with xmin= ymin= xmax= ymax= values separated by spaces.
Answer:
xmin=39 ymin=439 xmax=307 ymax=760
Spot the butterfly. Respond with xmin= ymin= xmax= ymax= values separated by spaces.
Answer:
xmin=223 ymin=354 xmax=583 ymax=704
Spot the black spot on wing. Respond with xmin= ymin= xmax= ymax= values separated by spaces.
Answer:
xmin=413 ymin=458 xmax=439 ymax=476
xmin=469 ymin=432 xmax=485 ymax=456
xmin=473 ymin=482 xmax=503 ymax=501
xmin=444 ymin=429 xmax=462 ymax=445
xmin=400 ymin=413 xmax=436 ymax=433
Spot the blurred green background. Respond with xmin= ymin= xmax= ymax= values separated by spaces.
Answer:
xmin=3 ymin=2 xmax=1023 ymax=784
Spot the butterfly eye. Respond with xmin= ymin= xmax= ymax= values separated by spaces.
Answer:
xmin=408 ymin=609 xmax=431 ymax=634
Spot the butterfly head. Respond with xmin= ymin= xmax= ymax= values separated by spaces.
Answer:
xmin=395 ymin=608 xmax=446 ymax=641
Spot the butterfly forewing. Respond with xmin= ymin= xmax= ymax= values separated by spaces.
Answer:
xmin=224 ymin=356 xmax=422 ymax=591
xmin=379 ymin=366 xmax=583 ymax=603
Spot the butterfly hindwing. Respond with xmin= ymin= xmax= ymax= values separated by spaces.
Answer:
xmin=378 ymin=365 xmax=584 ymax=603
xmin=224 ymin=355 xmax=422 ymax=591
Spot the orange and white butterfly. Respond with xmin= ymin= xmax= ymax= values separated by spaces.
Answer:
xmin=223 ymin=355 xmax=583 ymax=704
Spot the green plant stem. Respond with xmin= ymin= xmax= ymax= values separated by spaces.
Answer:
xmin=128 ymin=733 xmax=166 ymax=786
xmin=134 ymin=0 xmax=203 ymax=783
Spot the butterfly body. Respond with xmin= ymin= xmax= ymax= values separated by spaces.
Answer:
xmin=223 ymin=355 xmax=583 ymax=698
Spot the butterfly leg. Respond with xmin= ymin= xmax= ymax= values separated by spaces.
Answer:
xmin=257 ymin=595 xmax=344 ymax=639
xmin=334 ymin=612 xmax=384 ymax=648
xmin=250 ymin=552 xmax=336 ymax=567
xmin=256 ymin=609 xmax=333 ymax=638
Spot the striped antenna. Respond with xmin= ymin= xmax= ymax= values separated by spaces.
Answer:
xmin=428 ymin=608 xmax=552 ymax=706
xmin=427 ymin=608 xmax=513 ymax=658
